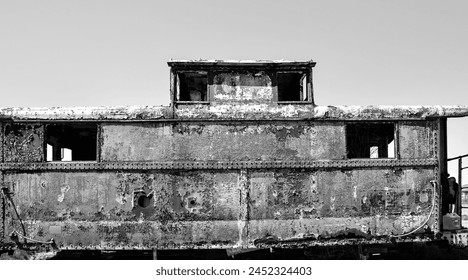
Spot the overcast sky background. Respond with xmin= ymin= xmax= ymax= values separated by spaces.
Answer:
xmin=1 ymin=0 xmax=467 ymax=177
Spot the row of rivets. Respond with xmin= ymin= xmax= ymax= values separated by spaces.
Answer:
xmin=0 ymin=159 xmax=438 ymax=171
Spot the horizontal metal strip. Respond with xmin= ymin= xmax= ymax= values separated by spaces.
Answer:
xmin=0 ymin=159 xmax=438 ymax=171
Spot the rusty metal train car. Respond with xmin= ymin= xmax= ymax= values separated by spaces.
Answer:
xmin=1 ymin=60 xmax=468 ymax=259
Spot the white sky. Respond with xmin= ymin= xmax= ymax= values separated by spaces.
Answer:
xmin=1 ymin=0 xmax=468 ymax=177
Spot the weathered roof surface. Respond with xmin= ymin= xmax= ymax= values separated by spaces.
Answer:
xmin=1 ymin=105 xmax=468 ymax=121
xmin=0 ymin=106 xmax=172 ymax=121
xmin=314 ymin=105 xmax=468 ymax=120
xmin=175 ymin=105 xmax=468 ymax=120
xmin=167 ymin=59 xmax=316 ymax=68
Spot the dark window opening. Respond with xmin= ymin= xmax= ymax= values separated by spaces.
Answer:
xmin=277 ymin=72 xmax=308 ymax=102
xmin=346 ymin=123 xmax=395 ymax=159
xmin=178 ymin=72 xmax=208 ymax=102
xmin=45 ymin=123 xmax=97 ymax=161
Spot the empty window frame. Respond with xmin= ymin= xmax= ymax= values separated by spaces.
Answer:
xmin=177 ymin=72 xmax=208 ymax=102
xmin=45 ymin=123 xmax=97 ymax=161
xmin=346 ymin=123 xmax=395 ymax=159
xmin=277 ymin=72 xmax=309 ymax=102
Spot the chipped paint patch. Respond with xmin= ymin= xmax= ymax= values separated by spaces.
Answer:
xmin=57 ymin=185 xmax=70 ymax=202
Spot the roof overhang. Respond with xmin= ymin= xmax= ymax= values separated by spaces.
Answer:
xmin=167 ymin=59 xmax=316 ymax=70
xmin=1 ymin=105 xmax=468 ymax=121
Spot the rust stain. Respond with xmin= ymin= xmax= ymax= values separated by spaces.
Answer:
xmin=0 ymin=62 xmax=447 ymax=251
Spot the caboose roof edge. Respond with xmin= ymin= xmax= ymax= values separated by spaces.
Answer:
xmin=1 ymin=105 xmax=468 ymax=121
xmin=167 ymin=59 xmax=316 ymax=68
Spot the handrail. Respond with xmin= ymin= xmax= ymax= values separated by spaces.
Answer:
xmin=447 ymin=153 xmax=468 ymax=161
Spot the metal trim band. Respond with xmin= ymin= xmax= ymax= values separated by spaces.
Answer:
xmin=0 ymin=159 xmax=438 ymax=171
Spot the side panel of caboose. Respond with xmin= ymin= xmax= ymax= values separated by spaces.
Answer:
xmin=100 ymin=122 xmax=346 ymax=161
xmin=0 ymin=118 xmax=440 ymax=249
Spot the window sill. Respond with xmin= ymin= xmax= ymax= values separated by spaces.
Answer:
xmin=346 ymin=158 xmax=396 ymax=160
xmin=175 ymin=101 xmax=210 ymax=105
xmin=277 ymin=101 xmax=314 ymax=105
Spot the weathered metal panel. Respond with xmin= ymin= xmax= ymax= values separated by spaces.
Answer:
xmin=249 ymin=167 xmax=436 ymax=237
xmin=101 ymin=122 xmax=346 ymax=162
xmin=2 ymin=105 xmax=468 ymax=121
xmin=399 ymin=121 xmax=437 ymax=159
xmin=3 ymin=170 xmax=242 ymax=247
xmin=3 ymin=123 xmax=44 ymax=162
xmin=0 ymin=158 xmax=439 ymax=171
xmin=0 ymin=170 xmax=4 ymax=240
xmin=0 ymin=123 xmax=3 ymax=163
xmin=3 ymin=171 xmax=239 ymax=222
xmin=3 ymin=166 xmax=437 ymax=248
xmin=249 ymin=170 xmax=317 ymax=220
xmin=101 ymin=123 xmax=173 ymax=162
xmin=308 ymin=122 xmax=346 ymax=159
xmin=211 ymin=72 xmax=273 ymax=103
xmin=4 ymin=172 xmax=123 ymax=221
xmin=151 ymin=171 xmax=240 ymax=221
xmin=346 ymin=168 xmax=435 ymax=219
xmin=0 ymin=106 xmax=172 ymax=121
xmin=175 ymin=104 xmax=316 ymax=120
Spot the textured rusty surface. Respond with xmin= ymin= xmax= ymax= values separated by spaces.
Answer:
xmin=3 ymin=167 xmax=436 ymax=249
xmin=101 ymin=122 xmax=346 ymax=162
xmin=1 ymin=105 xmax=468 ymax=121
xmin=211 ymin=72 xmax=273 ymax=103
xmin=101 ymin=123 xmax=172 ymax=162
xmin=0 ymin=158 xmax=438 ymax=171
xmin=176 ymin=105 xmax=468 ymax=120
xmin=249 ymin=168 xmax=435 ymax=224
xmin=3 ymin=171 xmax=240 ymax=223
xmin=3 ymin=123 xmax=44 ymax=162
xmin=0 ymin=61 xmax=455 ymax=252
xmin=399 ymin=121 xmax=437 ymax=159
xmin=0 ymin=123 xmax=3 ymax=163
xmin=0 ymin=106 xmax=172 ymax=121
xmin=0 ymin=171 xmax=4 ymax=240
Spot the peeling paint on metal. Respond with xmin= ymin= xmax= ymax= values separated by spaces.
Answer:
xmin=3 ymin=123 xmax=44 ymax=162
xmin=1 ymin=105 xmax=468 ymax=121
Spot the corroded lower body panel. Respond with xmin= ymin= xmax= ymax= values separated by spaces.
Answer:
xmin=2 ymin=167 xmax=438 ymax=249
xmin=18 ymin=216 xmax=431 ymax=250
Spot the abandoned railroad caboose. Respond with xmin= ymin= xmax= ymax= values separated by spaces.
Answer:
xmin=1 ymin=60 xmax=468 ymax=258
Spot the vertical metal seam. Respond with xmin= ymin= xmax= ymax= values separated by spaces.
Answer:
xmin=97 ymin=123 xmax=102 ymax=162
xmin=395 ymin=121 xmax=400 ymax=160
xmin=0 ymin=123 xmax=3 ymax=163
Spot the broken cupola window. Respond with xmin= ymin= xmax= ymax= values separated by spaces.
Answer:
xmin=277 ymin=72 xmax=309 ymax=102
xmin=45 ymin=123 xmax=97 ymax=161
xmin=177 ymin=72 xmax=208 ymax=102
xmin=346 ymin=123 xmax=395 ymax=159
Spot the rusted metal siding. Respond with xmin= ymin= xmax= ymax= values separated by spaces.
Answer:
xmin=101 ymin=122 xmax=346 ymax=162
xmin=101 ymin=123 xmax=173 ymax=162
xmin=0 ymin=60 xmax=458 ymax=252
xmin=0 ymin=106 xmax=172 ymax=121
xmin=0 ymin=123 xmax=3 ymax=163
xmin=3 ymin=123 xmax=44 ymax=162
xmin=0 ymin=170 xmax=4 ymax=240
xmin=3 ymin=171 xmax=241 ymax=247
xmin=3 ymin=166 xmax=436 ymax=249
xmin=0 ymin=118 xmax=441 ymax=250
xmin=249 ymin=168 xmax=435 ymax=232
xmin=0 ymin=118 xmax=441 ymax=249
xmin=211 ymin=72 xmax=273 ymax=103
xmin=2 ymin=105 xmax=468 ymax=121
xmin=3 ymin=171 xmax=239 ymax=223
xmin=152 ymin=171 xmax=241 ymax=221
xmin=399 ymin=121 xmax=437 ymax=159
